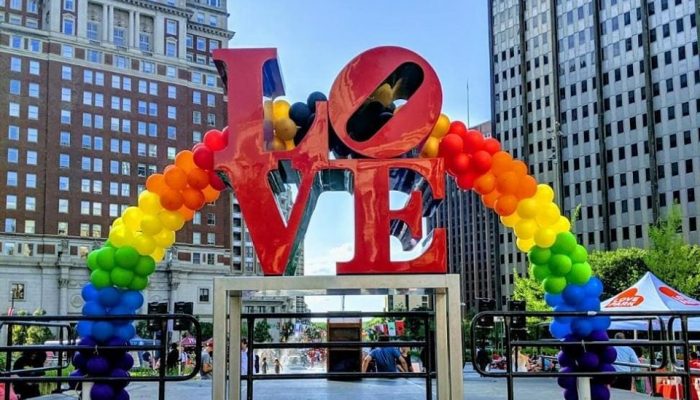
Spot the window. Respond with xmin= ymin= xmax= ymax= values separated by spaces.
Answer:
xmin=193 ymin=111 xmax=202 ymax=124
xmin=61 ymin=110 xmax=71 ymax=124
xmin=9 ymin=103 xmax=20 ymax=117
xmin=10 ymin=58 xmax=21 ymax=72
xmin=165 ymin=40 xmax=177 ymax=57
xmin=24 ymin=220 xmax=35 ymax=234
xmin=207 ymin=114 xmax=216 ymax=126
xmin=114 ymin=55 xmax=128 ymax=69
xmin=25 ymin=197 xmax=35 ymax=211
xmin=62 ymin=44 xmax=74 ymax=58
xmin=59 ymin=177 xmax=70 ymax=191
xmin=80 ymin=201 xmax=90 ymax=215
xmin=25 ymin=173 xmax=36 ymax=188
xmin=142 ymin=61 xmax=155 ymax=74
xmin=29 ymin=61 xmax=39 ymax=75
xmin=6 ymin=195 xmax=17 ymax=210
xmin=26 ymin=151 xmax=37 ymax=165
xmin=80 ymin=223 xmax=90 ymax=237
xmin=207 ymin=233 xmax=215 ymax=245
xmin=167 ymin=126 xmax=177 ymax=140
xmin=92 ymin=202 xmax=102 ymax=216
xmin=207 ymin=213 xmax=216 ymax=225
xmin=27 ymin=129 xmax=38 ymax=143
xmin=7 ymin=148 xmax=18 ymax=163
xmin=58 ymin=222 xmax=68 ymax=235
xmin=192 ymin=232 xmax=201 ymax=244
xmin=87 ymin=21 xmax=99 ymax=40
xmin=196 ymin=37 xmax=206 ymax=51
xmin=168 ymin=86 xmax=176 ymax=99
xmin=207 ymin=94 xmax=215 ymax=107
xmin=168 ymin=106 xmax=176 ymax=119
xmin=199 ymin=288 xmax=210 ymax=302
xmin=7 ymin=172 xmax=17 ymax=187
xmin=28 ymin=83 xmax=39 ymax=98
xmin=166 ymin=66 xmax=176 ymax=78
xmin=27 ymin=106 xmax=38 ymax=120
xmin=59 ymin=154 xmax=70 ymax=169
xmin=87 ymin=49 xmax=102 ymax=63
xmin=9 ymin=80 xmax=20 ymax=95
xmin=166 ymin=19 xmax=177 ymax=35
xmin=61 ymin=87 xmax=71 ymax=102
xmin=62 ymin=16 xmax=75 ymax=35
xmin=113 ymin=27 xmax=126 ymax=47
xmin=8 ymin=126 xmax=19 ymax=140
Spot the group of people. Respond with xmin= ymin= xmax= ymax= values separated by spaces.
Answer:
xmin=361 ymin=337 xmax=415 ymax=373
xmin=475 ymin=346 xmax=555 ymax=373
xmin=199 ymin=339 xmax=281 ymax=380
xmin=0 ymin=350 xmax=49 ymax=400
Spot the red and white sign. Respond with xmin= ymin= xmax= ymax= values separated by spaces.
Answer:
xmin=660 ymin=286 xmax=700 ymax=306
xmin=605 ymin=288 xmax=645 ymax=308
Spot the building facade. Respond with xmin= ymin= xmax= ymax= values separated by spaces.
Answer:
xmin=489 ymin=0 xmax=700 ymax=302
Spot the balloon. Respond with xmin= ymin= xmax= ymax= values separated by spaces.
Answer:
xmin=456 ymin=171 xmax=478 ymax=190
xmin=208 ymin=170 xmax=226 ymax=191
xmin=511 ymin=160 xmax=528 ymax=175
xmin=530 ymin=264 xmax=551 ymax=282
xmin=153 ymin=229 xmax=176 ymax=248
xmin=463 ymin=131 xmax=485 ymax=154
xmin=516 ymin=198 xmax=538 ymax=219
xmin=553 ymin=217 xmax=572 ymax=233
xmin=202 ymin=185 xmax=221 ymax=202
xmin=96 ymin=246 xmax=116 ymax=270
xmin=187 ymin=168 xmax=210 ymax=190
xmin=271 ymin=137 xmax=286 ymax=151
xmin=86 ymin=355 xmax=111 ymax=376
xmin=495 ymin=171 xmax=519 ymax=195
xmin=138 ymin=191 xmax=163 ymax=215
xmin=447 ymin=153 xmax=470 ymax=174
xmin=448 ymin=121 xmax=467 ymax=136
xmin=490 ymin=152 xmax=513 ymax=175
xmin=91 ymin=321 xmax=114 ymax=342
xmin=577 ymin=297 xmax=601 ymax=312
xmin=90 ymin=269 xmax=112 ymax=288
xmin=82 ymin=301 xmax=106 ymax=317
xmin=164 ymin=165 xmax=189 ymax=190
xmin=420 ymin=137 xmax=440 ymax=158
xmin=129 ymin=276 xmax=148 ymax=291
xmin=111 ymin=267 xmax=134 ymax=288
xmin=552 ymin=232 xmax=578 ymax=254
xmin=528 ymin=247 xmax=551 ymax=265
xmin=543 ymin=276 xmax=567 ymax=294
xmin=500 ymin=212 xmax=520 ymax=228
xmin=473 ymin=173 xmax=496 ymax=195
xmin=159 ymin=188 xmax=184 ymax=211
xmin=544 ymin=293 xmax=564 ymax=307
xmin=121 ymin=291 xmax=144 ymax=310
xmin=514 ymin=218 xmax=537 ymax=240
xmin=583 ymin=277 xmax=603 ymax=297
xmin=535 ymin=202 xmax=561 ymax=227
xmin=553 ymin=304 xmax=575 ymax=324
xmin=600 ymin=346 xmax=617 ymax=364
xmin=570 ymin=245 xmax=588 ymax=264
xmin=289 ymin=102 xmax=311 ymax=126
xmin=272 ymin=99 xmax=290 ymax=120
xmin=571 ymin=318 xmax=593 ymax=337
xmin=515 ymin=237 xmax=534 ymax=252
xmin=562 ymin=284 xmax=585 ymax=306
xmin=82 ymin=284 xmax=99 ymax=301
xmin=482 ymin=137 xmax=501 ymax=154
xmin=72 ymin=352 xmax=87 ymax=370
xmin=591 ymin=316 xmax=611 ymax=332
xmin=563 ymin=388 xmax=578 ymax=400
xmin=174 ymin=150 xmax=196 ymax=172
xmin=146 ymin=174 xmax=167 ymax=194
xmin=108 ymin=225 xmax=133 ymax=248
xmin=274 ymin=117 xmax=298 ymax=141
xmin=181 ymin=187 xmax=205 ymax=210
xmin=535 ymin=184 xmax=555 ymax=203
xmin=134 ymin=256 xmax=156 ymax=277
xmin=567 ymin=262 xmax=592 ymax=284
xmin=372 ymin=83 xmax=394 ymax=107
xmin=430 ymin=114 xmax=450 ymax=138
xmin=590 ymin=384 xmax=610 ymax=400
xmin=110 ymin=368 xmax=131 ymax=390
xmin=97 ymin=287 xmax=121 ymax=308
xmin=87 ymin=250 xmax=100 ymax=271
xmin=133 ymin=234 xmax=156 ymax=256
xmin=579 ymin=351 xmax=600 ymax=370
xmin=159 ymin=210 xmax=185 ymax=231
xmin=557 ymin=371 xmax=576 ymax=391
xmin=177 ymin=205 xmax=195 ymax=221
xmin=306 ymin=91 xmax=327 ymax=112
xmin=116 ymin=353 xmax=134 ymax=371
xmin=471 ymin=151 xmax=492 ymax=173
xmin=116 ymin=389 xmax=130 ymax=400
xmin=516 ymin=175 xmax=537 ymax=199
xmin=481 ymin=190 xmax=499 ymax=209
xmin=114 ymin=246 xmax=140 ymax=270
xmin=534 ymin=227 xmax=557 ymax=248
xmin=438 ymin=134 xmax=463 ymax=158
xmin=549 ymin=320 xmax=571 ymax=339
xmin=203 ymin=129 xmax=227 ymax=151
xmin=150 ymin=247 xmax=165 ymax=263
xmin=549 ymin=254 xmax=573 ymax=276
xmin=90 ymin=383 xmax=115 ymax=400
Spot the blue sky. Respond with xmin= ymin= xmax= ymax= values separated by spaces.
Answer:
xmin=228 ymin=0 xmax=491 ymax=312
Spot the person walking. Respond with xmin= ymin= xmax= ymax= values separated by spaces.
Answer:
xmin=200 ymin=342 xmax=214 ymax=380
xmin=166 ymin=343 xmax=179 ymax=375
xmin=240 ymin=339 xmax=249 ymax=377
xmin=261 ymin=357 xmax=268 ymax=374
xmin=361 ymin=337 xmax=408 ymax=373
xmin=612 ymin=332 xmax=639 ymax=390
xmin=476 ymin=344 xmax=490 ymax=372
xmin=274 ymin=358 xmax=281 ymax=374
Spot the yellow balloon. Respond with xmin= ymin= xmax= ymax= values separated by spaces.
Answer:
xmin=133 ymin=233 xmax=156 ymax=256
xmin=535 ymin=184 xmax=555 ymax=203
xmin=535 ymin=202 xmax=561 ymax=227
xmin=112 ymin=217 xmax=124 ymax=229
xmin=421 ymin=137 xmax=440 ymax=158
xmin=516 ymin=238 xmax=535 ymax=252
xmin=150 ymin=247 xmax=165 ymax=263
xmin=271 ymin=137 xmax=286 ymax=151
xmin=373 ymin=83 xmax=394 ymax=107
xmin=514 ymin=218 xmax=537 ymax=240
xmin=516 ymin=198 xmax=539 ymax=219
xmin=159 ymin=210 xmax=185 ymax=231
xmin=153 ymin=229 xmax=176 ymax=248
xmin=109 ymin=225 xmax=133 ymax=248
xmin=274 ymin=117 xmax=298 ymax=141
xmin=284 ymin=140 xmax=295 ymax=150
xmin=140 ymin=214 xmax=163 ymax=236
xmin=263 ymin=99 xmax=273 ymax=120
xmin=430 ymin=114 xmax=451 ymax=139
xmin=500 ymin=213 xmax=521 ymax=228
xmin=122 ymin=207 xmax=143 ymax=232
xmin=553 ymin=217 xmax=572 ymax=233
xmin=138 ymin=191 xmax=163 ymax=215
xmin=533 ymin=227 xmax=557 ymax=248
xmin=272 ymin=99 xmax=290 ymax=120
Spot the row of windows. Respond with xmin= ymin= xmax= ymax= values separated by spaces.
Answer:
xmin=3 ymin=218 xmax=36 ymax=234
xmin=5 ymin=172 xmax=38 ymax=188
xmin=0 ymin=0 xmax=39 ymax=12
xmin=4 ymin=195 xmax=36 ymax=211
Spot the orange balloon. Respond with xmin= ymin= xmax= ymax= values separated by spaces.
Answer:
xmin=490 ymin=152 xmax=513 ymax=176
xmin=496 ymin=171 xmax=520 ymax=195
xmin=495 ymin=194 xmax=519 ymax=216
xmin=175 ymin=151 xmax=196 ymax=172
xmin=164 ymin=165 xmax=188 ymax=190
xmin=159 ymin=188 xmax=183 ymax=211
xmin=516 ymin=175 xmax=538 ymax=199
xmin=187 ymin=168 xmax=210 ymax=190
xmin=512 ymin=160 xmax=529 ymax=176
xmin=202 ymin=185 xmax=221 ymax=203
xmin=181 ymin=187 xmax=205 ymax=210
xmin=146 ymin=174 xmax=167 ymax=194
xmin=177 ymin=205 xmax=195 ymax=221
xmin=474 ymin=173 xmax=496 ymax=195
xmin=481 ymin=190 xmax=500 ymax=209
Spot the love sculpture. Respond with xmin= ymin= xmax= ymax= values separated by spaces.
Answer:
xmin=73 ymin=46 xmax=613 ymax=400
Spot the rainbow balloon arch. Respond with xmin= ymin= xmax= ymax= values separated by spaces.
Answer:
xmin=74 ymin=51 xmax=614 ymax=400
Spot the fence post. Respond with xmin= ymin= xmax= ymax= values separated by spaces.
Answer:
xmin=576 ymin=377 xmax=591 ymax=400
xmin=82 ymin=382 xmax=93 ymax=400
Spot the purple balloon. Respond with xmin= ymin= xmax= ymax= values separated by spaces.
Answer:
xmin=557 ymin=367 xmax=576 ymax=389
xmin=79 ymin=336 xmax=97 ymax=347
xmin=116 ymin=389 xmax=130 ymax=400
xmin=91 ymin=383 xmax=115 ymax=400
xmin=578 ymin=351 xmax=600 ymax=370
xmin=593 ymin=363 xmax=617 ymax=385
xmin=68 ymin=369 xmax=84 ymax=390
xmin=116 ymin=353 xmax=134 ymax=371
xmin=600 ymin=346 xmax=617 ymax=364
xmin=110 ymin=368 xmax=130 ymax=389
xmin=72 ymin=352 xmax=87 ymax=370
xmin=588 ymin=330 xmax=609 ymax=342
xmin=590 ymin=383 xmax=610 ymax=400
xmin=563 ymin=388 xmax=579 ymax=400
xmin=86 ymin=355 xmax=111 ymax=376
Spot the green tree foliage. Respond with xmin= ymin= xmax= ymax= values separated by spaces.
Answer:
xmin=645 ymin=205 xmax=700 ymax=299
xmin=253 ymin=319 xmax=272 ymax=343
xmin=588 ymin=248 xmax=649 ymax=300
xmin=12 ymin=309 xmax=54 ymax=345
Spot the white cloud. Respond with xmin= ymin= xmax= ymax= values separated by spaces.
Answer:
xmin=304 ymin=242 xmax=354 ymax=276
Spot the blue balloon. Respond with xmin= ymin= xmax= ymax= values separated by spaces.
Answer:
xmin=81 ymin=284 xmax=99 ymax=302
xmin=92 ymin=321 xmax=115 ymax=342
xmin=553 ymin=304 xmax=575 ymax=324
xmin=306 ymin=91 xmax=327 ymax=112
xmin=549 ymin=320 xmax=572 ymax=339
xmin=76 ymin=321 xmax=94 ymax=338
xmin=98 ymin=287 xmax=122 ymax=308
xmin=109 ymin=306 xmax=134 ymax=326
xmin=591 ymin=316 xmax=611 ymax=332
xmin=578 ymin=297 xmax=601 ymax=312
xmin=545 ymin=293 xmax=564 ymax=307
xmin=289 ymin=102 xmax=311 ymax=127
xmin=571 ymin=318 xmax=593 ymax=337
xmin=584 ymin=277 xmax=604 ymax=297
xmin=121 ymin=291 xmax=144 ymax=311
xmin=115 ymin=323 xmax=136 ymax=341
xmin=562 ymin=284 xmax=585 ymax=307
xmin=82 ymin=301 xmax=106 ymax=317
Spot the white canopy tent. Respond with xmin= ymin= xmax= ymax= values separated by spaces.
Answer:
xmin=601 ymin=272 xmax=700 ymax=332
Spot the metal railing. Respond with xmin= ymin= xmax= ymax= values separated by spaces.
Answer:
xmin=239 ymin=311 xmax=436 ymax=400
xmin=0 ymin=314 xmax=203 ymax=400
xmin=471 ymin=310 xmax=700 ymax=400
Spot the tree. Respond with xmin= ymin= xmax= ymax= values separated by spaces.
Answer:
xmin=253 ymin=319 xmax=272 ymax=343
xmin=645 ymin=205 xmax=700 ymax=298
xmin=512 ymin=272 xmax=549 ymax=333
xmin=12 ymin=309 xmax=53 ymax=345
xmin=588 ymin=248 xmax=649 ymax=300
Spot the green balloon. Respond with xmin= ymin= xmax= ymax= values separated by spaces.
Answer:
xmin=530 ymin=264 xmax=551 ymax=283
xmin=115 ymin=246 xmax=140 ymax=270
xmin=543 ymin=276 xmax=567 ymax=294
xmin=90 ymin=269 xmax=112 ymax=288
xmin=134 ymin=256 xmax=156 ymax=277
xmin=549 ymin=254 xmax=573 ymax=276
xmin=111 ymin=267 xmax=134 ymax=288
xmin=96 ymin=246 xmax=116 ymax=271
xmin=528 ymin=247 xmax=551 ymax=265
xmin=87 ymin=250 xmax=100 ymax=271
xmin=551 ymin=232 xmax=577 ymax=254
xmin=570 ymin=245 xmax=588 ymax=264
xmin=567 ymin=262 xmax=592 ymax=285
xmin=129 ymin=275 xmax=148 ymax=291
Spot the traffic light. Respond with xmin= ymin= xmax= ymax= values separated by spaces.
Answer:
xmin=476 ymin=298 xmax=495 ymax=328
xmin=508 ymin=300 xmax=526 ymax=330
xmin=173 ymin=302 xmax=193 ymax=331
xmin=147 ymin=302 xmax=168 ymax=331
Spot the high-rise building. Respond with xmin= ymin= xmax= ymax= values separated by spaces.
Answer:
xmin=0 ymin=0 xmax=236 ymax=318
xmin=489 ymin=0 xmax=700 ymax=303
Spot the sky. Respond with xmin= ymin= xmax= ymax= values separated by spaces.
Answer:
xmin=227 ymin=0 xmax=491 ymax=312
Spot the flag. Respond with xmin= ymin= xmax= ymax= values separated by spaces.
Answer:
xmin=395 ymin=320 xmax=405 ymax=336
xmin=387 ymin=321 xmax=396 ymax=337
xmin=7 ymin=307 xmax=14 ymax=316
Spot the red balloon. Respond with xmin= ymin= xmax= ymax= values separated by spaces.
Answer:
xmin=496 ymin=171 xmax=520 ymax=195
xmin=438 ymin=134 xmax=464 ymax=158
xmin=516 ymin=175 xmax=538 ymax=199
xmin=456 ymin=171 xmax=478 ymax=190
xmin=209 ymin=170 xmax=226 ymax=191
xmin=447 ymin=153 xmax=470 ymax=175
xmin=193 ymin=146 xmax=214 ymax=170
xmin=472 ymin=150 xmax=492 ymax=173
xmin=463 ymin=131 xmax=485 ymax=154
xmin=448 ymin=121 xmax=467 ymax=136
xmin=483 ymin=137 xmax=501 ymax=154
xmin=204 ymin=129 xmax=228 ymax=151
